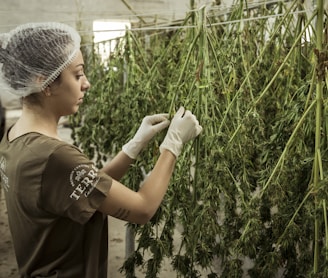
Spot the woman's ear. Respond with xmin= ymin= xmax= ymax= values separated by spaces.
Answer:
xmin=34 ymin=75 xmax=50 ymax=96
xmin=42 ymin=86 xmax=51 ymax=97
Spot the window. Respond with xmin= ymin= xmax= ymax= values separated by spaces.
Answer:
xmin=93 ymin=20 xmax=131 ymax=62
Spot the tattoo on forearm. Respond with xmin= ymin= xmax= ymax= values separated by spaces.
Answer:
xmin=114 ymin=208 xmax=130 ymax=220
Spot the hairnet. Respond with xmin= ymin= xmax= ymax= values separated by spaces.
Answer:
xmin=0 ymin=22 xmax=81 ymax=97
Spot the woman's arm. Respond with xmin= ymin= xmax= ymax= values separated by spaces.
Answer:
xmin=97 ymin=107 xmax=202 ymax=225
xmin=101 ymin=113 xmax=170 ymax=180
xmin=98 ymin=149 xmax=175 ymax=224
xmin=101 ymin=151 xmax=134 ymax=181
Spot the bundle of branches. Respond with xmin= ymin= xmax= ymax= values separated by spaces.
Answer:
xmin=72 ymin=0 xmax=328 ymax=277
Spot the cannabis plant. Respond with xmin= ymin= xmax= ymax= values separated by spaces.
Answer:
xmin=72 ymin=0 xmax=328 ymax=277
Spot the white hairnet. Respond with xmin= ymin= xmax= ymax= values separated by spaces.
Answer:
xmin=0 ymin=22 xmax=81 ymax=97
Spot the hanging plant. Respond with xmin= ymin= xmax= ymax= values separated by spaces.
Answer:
xmin=72 ymin=0 xmax=328 ymax=277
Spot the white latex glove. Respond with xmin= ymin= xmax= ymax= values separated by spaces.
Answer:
xmin=160 ymin=107 xmax=202 ymax=158
xmin=122 ymin=113 xmax=170 ymax=159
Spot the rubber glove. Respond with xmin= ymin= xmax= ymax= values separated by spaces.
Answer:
xmin=122 ymin=113 xmax=170 ymax=159
xmin=160 ymin=107 xmax=202 ymax=158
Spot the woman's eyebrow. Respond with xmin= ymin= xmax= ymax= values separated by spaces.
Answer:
xmin=75 ymin=63 xmax=84 ymax=69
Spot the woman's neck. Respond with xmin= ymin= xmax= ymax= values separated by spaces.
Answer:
xmin=9 ymin=106 xmax=61 ymax=141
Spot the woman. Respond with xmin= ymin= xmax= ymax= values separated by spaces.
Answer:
xmin=0 ymin=22 xmax=202 ymax=277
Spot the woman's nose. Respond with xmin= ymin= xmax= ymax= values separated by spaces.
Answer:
xmin=82 ymin=76 xmax=91 ymax=91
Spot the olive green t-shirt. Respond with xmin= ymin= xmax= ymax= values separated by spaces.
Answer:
xmin=0 ymin=130 xmax=112 ymax=278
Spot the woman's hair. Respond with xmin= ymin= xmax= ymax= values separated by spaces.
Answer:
xmin=0 ymin=22 xmax=81 ymax=97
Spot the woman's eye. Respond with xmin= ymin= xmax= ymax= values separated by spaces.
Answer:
xmin=76 ymin=74 xmax=84 ymax=79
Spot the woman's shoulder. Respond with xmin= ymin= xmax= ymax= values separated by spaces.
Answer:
xmin=19 ymin=132 xmax=72 ymax=146
xmin=8 ymin=132 xmax=83 ymax=160
xmin=32 ymin=133 xmax=82 ymax=156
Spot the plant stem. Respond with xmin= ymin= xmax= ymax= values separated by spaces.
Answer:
xmin=259 ymin=100 xmax=316 ymax=197
xmin=168 ymin=31 xmax=200 ymax=115
xmin=313 ymin=0 xmax=324 ymax=273
xmin=324 ymin=200 xmax=328 ymax=261
xmin=227 ymin=11 xmax=316 ymax=144
xmin=219 ymin=0 xmax=301 ymax=133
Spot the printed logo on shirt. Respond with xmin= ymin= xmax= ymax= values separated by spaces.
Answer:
xmin=0 ymin=156 xmax=9 ymax=191
xmin=69 ymin=164 xmax=100 ymax=201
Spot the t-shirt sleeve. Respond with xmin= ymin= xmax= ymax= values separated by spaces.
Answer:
xmin=41 ymin=144 xmax=112 ymax=224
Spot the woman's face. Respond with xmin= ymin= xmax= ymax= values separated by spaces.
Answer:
xmin=47 ymin=50 xmax=90 ymax=116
